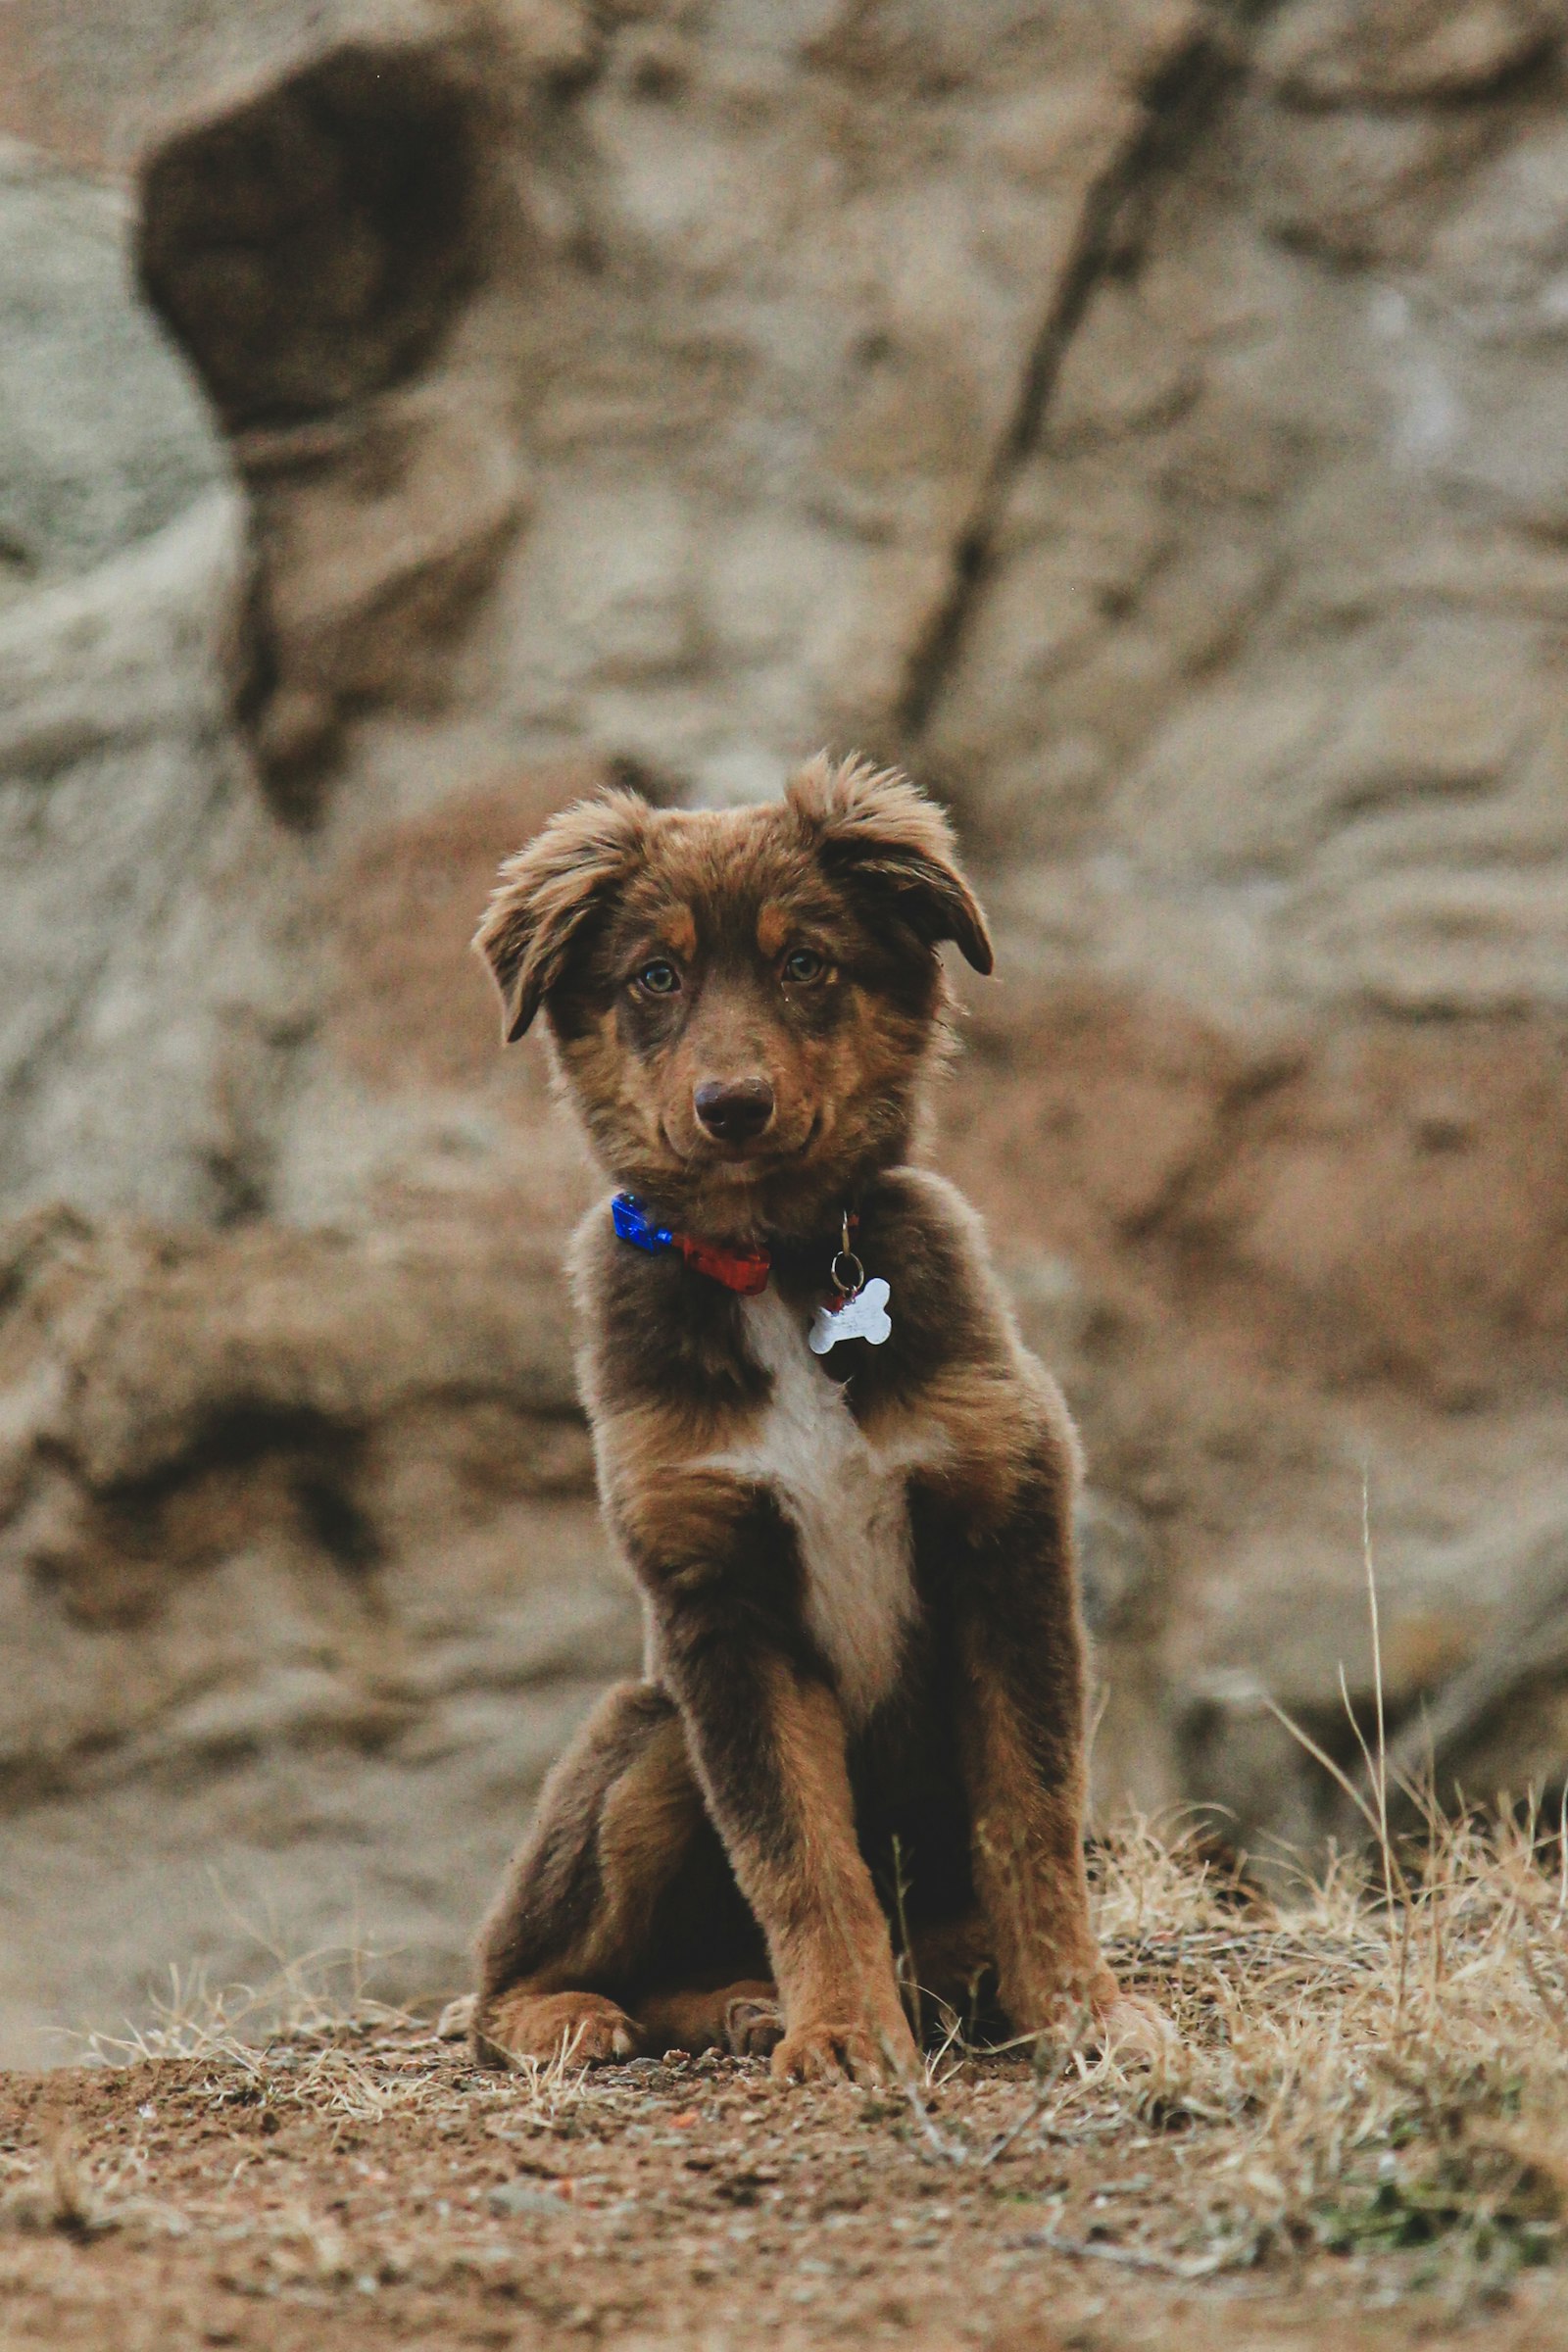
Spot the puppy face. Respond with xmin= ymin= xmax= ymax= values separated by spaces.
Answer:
xmin=473 ymin=755 xmax=992 ymax=1239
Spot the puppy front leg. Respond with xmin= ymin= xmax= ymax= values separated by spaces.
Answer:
xmin=680 ymin=1654 xmax=916 ymax=2084
xmin=633 ymin=1477 xmax=915 ymax=2084
xmin=948 ymin=1452 xmax=1137 ymax=2046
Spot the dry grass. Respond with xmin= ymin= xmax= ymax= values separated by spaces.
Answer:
xmin=1079 ymin=1804 xmax=1568 ymax=2289
xmin=74 ymin=1936 xmax=422 ymax=2074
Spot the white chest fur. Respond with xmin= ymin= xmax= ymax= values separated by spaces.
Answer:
xmin=698 ymin=1291 xmax=947 ymax=1723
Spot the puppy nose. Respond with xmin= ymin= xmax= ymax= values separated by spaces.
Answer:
xmin=694 ymin=1077 xmax=775 ymax=1143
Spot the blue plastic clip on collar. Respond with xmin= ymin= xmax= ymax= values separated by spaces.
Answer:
xmin=612 ymin=1194 xmax=673 ymax=1253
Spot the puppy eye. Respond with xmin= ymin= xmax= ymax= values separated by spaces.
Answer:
xmin=634 ymin=959 xmax=681 ymax=997
xmin=782 ymin=948 xmax=826 ymax=985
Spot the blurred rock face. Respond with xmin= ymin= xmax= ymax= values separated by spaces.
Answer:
xmin=2 ymin=0 xmax=1567 ymax=2050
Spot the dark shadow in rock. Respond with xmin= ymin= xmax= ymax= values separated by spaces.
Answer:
xmin=135 ymin=39 xmax=484 ymax=431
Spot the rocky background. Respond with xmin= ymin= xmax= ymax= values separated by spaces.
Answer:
xmin=2 ymin=0 xmax=1566 ymax=2064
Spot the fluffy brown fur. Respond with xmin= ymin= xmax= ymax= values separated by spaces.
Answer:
xmin=469 ymin=755 xmax=1161 ymax=2083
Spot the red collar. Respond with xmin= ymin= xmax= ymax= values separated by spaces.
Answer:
xmin=611 ymin=1194 xmax=771 ymax=1294
xmin=668 ymin=1230 xmax=771 ymax=1295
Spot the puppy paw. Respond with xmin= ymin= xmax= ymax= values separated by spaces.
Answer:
xmin=724 ymin=1993 xmax=784 ymax=2059
xmin=770 ymin=2018 xmax=916 ymax=2086
xmin=435 ymin=1993 xmax=474 ymax=2042
xmin=1004 ymin=1970 xmax=1173 ymax=2068
xmin=1090 ymin=1993 xmax=1175 ymax=2068
xmin=474 ymin=1989 xmax=643 ymax=2070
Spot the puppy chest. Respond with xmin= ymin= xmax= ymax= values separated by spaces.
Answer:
xmin=718 ymin=1293 xmax=930 ymax=1722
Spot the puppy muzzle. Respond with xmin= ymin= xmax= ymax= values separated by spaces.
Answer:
xmin=693 ymin=1076 xmax=776 ymax=1146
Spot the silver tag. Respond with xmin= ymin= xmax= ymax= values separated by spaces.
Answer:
xmin=808 ymin=1276 xmax=892 ymax=1355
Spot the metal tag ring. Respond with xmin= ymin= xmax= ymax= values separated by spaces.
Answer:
xmin=830 ymin=1250 xmax=864 ymax=1297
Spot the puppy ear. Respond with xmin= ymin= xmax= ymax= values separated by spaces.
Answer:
xmin=788 ymin=753 xmax=994 ymax=974
xmin=472 ymin=790 xmax=652 ymax=1042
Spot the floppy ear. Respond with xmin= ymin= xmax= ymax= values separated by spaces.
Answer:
xmin=787 ymin=753 xmax=994 ymax=974
xmin=472 ymin=790 xmax=652 ymax=1042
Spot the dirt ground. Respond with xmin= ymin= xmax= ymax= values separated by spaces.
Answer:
xmin=5 ymin=1898 xmax=1567 ymax=2352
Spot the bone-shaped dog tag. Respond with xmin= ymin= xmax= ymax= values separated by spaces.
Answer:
xmin=808 ymin=1276 xmax=892 ymax=1355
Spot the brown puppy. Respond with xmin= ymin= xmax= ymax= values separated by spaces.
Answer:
xmin=468 ymin=754 xmax=1158 ymax=2083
